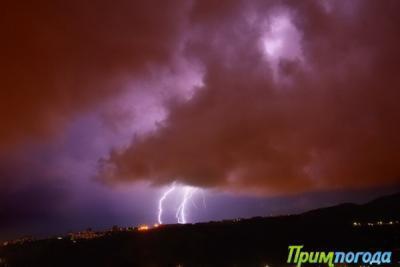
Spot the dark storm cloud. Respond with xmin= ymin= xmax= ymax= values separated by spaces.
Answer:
xmin=102 ymin=0 xmax=400 ymax=194
xmin=1 ymin=0 xmax=399 ymax=197
xmin=0 ymin=0 xmax=188 ymax=147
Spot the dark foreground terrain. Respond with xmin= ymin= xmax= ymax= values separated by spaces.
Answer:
xmin=1 ymin=193 xmax=399 ymax=267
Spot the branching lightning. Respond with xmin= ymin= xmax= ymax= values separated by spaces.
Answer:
xmin=176 ymin=186 xmax=197 ymax=224
xmin=157 ymin=183 xmax=176 ymax=224
xmin=157 ymin=183 xmax=201 ymax=225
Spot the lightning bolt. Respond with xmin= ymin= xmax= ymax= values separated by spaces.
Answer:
xmin=176 ymin=186 xmax=197 ymax=224
xmin=157 ymin=183 xmax=176 ymax=224
xmin=157 ymin=183 xmax=203 ymax=225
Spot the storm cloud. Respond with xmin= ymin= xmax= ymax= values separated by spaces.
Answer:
xmin=0 ymin=0 xmax=188 ymax=147
xmin=101 ymin=0 xmax=400 ymax=194
xmin=1 ymin=0 xmax=399 ymax=198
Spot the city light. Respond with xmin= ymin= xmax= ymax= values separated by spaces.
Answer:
xmin=138 ymin=225 xmax=149 ymax=231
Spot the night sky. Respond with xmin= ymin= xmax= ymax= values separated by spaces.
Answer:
xmin=1 ymin=0 xmax=400 ymax=240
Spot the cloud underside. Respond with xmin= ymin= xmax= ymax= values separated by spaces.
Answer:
xmin=1 ymin=0 xmax=400 ymax=194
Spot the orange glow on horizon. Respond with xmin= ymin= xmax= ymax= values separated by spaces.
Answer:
xmin=138 ymin=225 xmax=149 ymax=231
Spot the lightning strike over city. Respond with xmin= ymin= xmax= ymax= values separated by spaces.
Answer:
xmin=176 ymin=186 xmax=198 ymax=224
xmin=1 ymin=0 xmax=400 ymax=266
xmin=157 ymin=183 xmax=176 ymax=224
xmin=158 ymin=183 xmax=199 ymax=225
